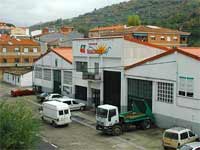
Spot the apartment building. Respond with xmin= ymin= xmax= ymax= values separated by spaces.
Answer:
xmin=89 ymin=25 xmax=190 ymax=48
xmin=0 ymin=36 xmax=41 ymax=80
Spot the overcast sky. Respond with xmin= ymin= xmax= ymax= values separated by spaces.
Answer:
xmin=0 ymin=0 xmax=129 ymax=26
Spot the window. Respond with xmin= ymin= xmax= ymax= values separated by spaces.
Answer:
xmin=64 ymin=110 xmax=69 ymax=114
xmin=35 ymin=67 xmax=42 ymax=79
xmin=64 ymin=101 xmax=71 ymax=105
xmin=52 ymin=95 xmax=62 ymax=98
xmin=95 ymin=63 xmax=99 ymax=74
xmin=76 ymin=61 xmax=88 ymax=72
xmin=14 ymin=47 xmax=19 ymax=52
xmin=179 ymin=76 xmax=194 ymax=97
xmin=189 ymin=131 xmax=195 ymax=137
xmin=33 ymin=48 xmax=38 ymax=53
xmin=2 ymin=58 xmax=7 ymax=63
xmin=24 ymin=58 xmax=29 ymax=63
xmin=2 ymin=48 xmax=7 ymax=53
xmin=157 ymin=82 xmax=174 ymax=104
xmin=63 ymin=71 xmax=72 ymax=85
xmin=180 ymin=132 xmax=188 ymax=140
xmin=173 ymin=37 xmax=178 ymax=41
xmin=55 ymin=59 xmax=58 ymax=67
xmin=150 ymin=36 xmax=156 ymax=40
xmin=73 ymin=101 xmax=78 ymax=104
xmin=59 ymin=110 xmax=63 ymax=116
xmin=17 ymin=76 xmax=20 ymax=83
xmin=160 ymin=36 xmax=165 ymax=41
xmin=14 ymin=58 xmax=20 ymax=63
xmin=167 ymin=36 xmax=171 ymax=42
xmin=109 ymin=109 xmax=116 ymax=118
xmin=164 ymin=132 xmax=178 ymax=140
xmin=23 ymin=48 xmax=29 ymax=53
xmin=43 ymin=69 xmax=51 ymax=81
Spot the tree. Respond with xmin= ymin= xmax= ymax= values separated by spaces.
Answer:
xmin=0 ymin=102 xmax=40 ymax=150
xmin=128 ymin=15 xmax=141 ymax=26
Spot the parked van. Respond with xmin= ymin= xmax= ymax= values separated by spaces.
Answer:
xmin=41 ymin=101 xmax=71 ymax=127
xmin=162 ymin=127 xmax=198 ymax=149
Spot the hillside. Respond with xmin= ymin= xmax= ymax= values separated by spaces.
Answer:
xmin=30 ymin=0 xmax=200 ymax=46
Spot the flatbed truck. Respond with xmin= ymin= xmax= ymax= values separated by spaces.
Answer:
xmin=96 ymin=100 xmax=155 ymax=136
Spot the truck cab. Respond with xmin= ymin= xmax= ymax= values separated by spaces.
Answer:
xmin=96 ymin=105 xmax=121 ymax=135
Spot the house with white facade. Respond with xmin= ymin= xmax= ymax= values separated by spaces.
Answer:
xmin=33 ymin=47 xmax=73 ymax=97
xmin=3 ymin=69 xmax=32 ymax=87
xmin=125 ymin=47 xmax=200 ymax=135
xmin=72 ymin=36 xmax=169 ymax=108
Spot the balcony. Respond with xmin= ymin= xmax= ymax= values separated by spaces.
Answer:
xmin=82 ymin=72 xmax=101 ymax=81
xmin=0 ymin=52 xmax=41 ymax=56
xmin=0 ymin=63 xmax=33 ymax=67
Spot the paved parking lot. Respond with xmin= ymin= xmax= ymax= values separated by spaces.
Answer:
xmin=0 ymin=81 xmax=165 ymax=150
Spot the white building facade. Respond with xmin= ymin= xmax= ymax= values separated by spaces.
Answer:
xmin=72 ymin=36 xmax=167 ymax=109
xmin=3 ymin=71 xmax=32 ymax=87
xmin=125 ymin=48 xmax=200 ymax=135
xmin=33 ymin=48 xmax=73 ymax=97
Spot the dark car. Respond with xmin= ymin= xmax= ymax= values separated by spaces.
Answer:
xmin=37 ymin=92 xmax=49 ymax=102
xmin=11 ymin=89 xmax=35 ymax=97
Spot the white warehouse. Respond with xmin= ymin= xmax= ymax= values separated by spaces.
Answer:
xmin=72 ymin=36 xmax=168 ymax=108
xmin=125 ymin=47 xmax=200 ymax=135
xmin=33 ymin=47 xmax=73 ymax=97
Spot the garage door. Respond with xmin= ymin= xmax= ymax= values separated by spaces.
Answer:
xmin=127 ymin=78 xmax=152 ymax=112
xmin=104 ymin=71 xmax=121 ymax=111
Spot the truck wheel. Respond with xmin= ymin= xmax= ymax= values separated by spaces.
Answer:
xmin=141 ymin=120 xmax=151 ymax=130
xmin=112 ymin=125 xmax=122 ymax=136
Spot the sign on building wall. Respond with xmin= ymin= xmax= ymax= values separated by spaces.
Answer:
xmin=80 ymin=42 xmax=111 ymax=55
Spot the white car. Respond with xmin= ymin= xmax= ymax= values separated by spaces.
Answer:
xmin=45 ymin=93 xmax=66 ymax=101
xmin=178 ymin=142 xmax=200 ymax=150
xmin=55 ymin=98 xmax=86 ymax=111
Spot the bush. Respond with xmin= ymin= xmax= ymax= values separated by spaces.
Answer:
xmin=0 ymin=102 xmax=40 ymax=150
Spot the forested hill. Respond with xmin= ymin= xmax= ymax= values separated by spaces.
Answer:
xmin=30 ymin=0 xmax=200 ymax=46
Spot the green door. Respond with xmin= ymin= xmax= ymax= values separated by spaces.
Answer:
xmin=127 ymin=79 xmax=152 ymax=112
xmin=53 ymin=70 xmax=61 ymax=94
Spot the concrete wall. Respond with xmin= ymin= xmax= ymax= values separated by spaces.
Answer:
xmin=3 ymin=72 xmax=32 ymax=87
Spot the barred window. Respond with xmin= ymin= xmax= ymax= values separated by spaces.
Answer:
xmin=157 ymin=82 xmax=174 ymax=104
xmin=35 ymin=67 xmax=42 ymax=79
xmin=43 ymin=69 xmax=51 ymax=81
xmin=63 ymin=71 xmax=72 ymax=85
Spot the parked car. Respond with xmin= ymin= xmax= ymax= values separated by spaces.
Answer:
xmin=162 ymin=127 xmax=199 ymax=149
xmin=178 ymin=142 xmax=200 ymax=150
xmin=37 ymin=92 xmax=49 ymax=102
xmin=41 ymin=101 xmax=71 ymax=127
xmin=11 ymin=89 xmax=35 ymax=97
xmin=44 ymin=93 xmax=64 ymax=101
xmin=55 ymin=98 xmax=86 ymax=111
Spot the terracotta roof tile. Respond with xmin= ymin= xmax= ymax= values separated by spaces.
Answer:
xmin=126 ymin=25 xmax=190 ymax=35
xmin=89 ymin=25 xmax=125 ymax=32
xmin=52 ymin=47 xmax=72 ymax=64
xmin=0 ymin=37 xmax=39 ymax=46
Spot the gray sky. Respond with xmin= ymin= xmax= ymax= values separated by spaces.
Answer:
xmin=0 ymin=0 xmax=129 ymax=26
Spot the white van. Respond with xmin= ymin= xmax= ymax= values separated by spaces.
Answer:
xmin=41 ymin=101 xmax=71 ymax=127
